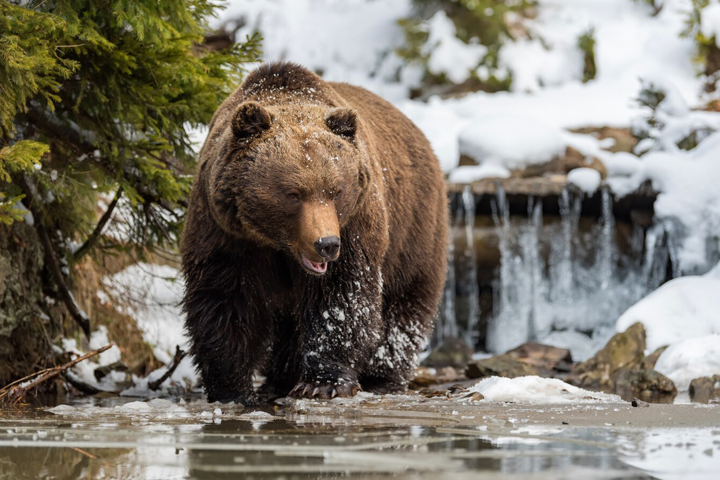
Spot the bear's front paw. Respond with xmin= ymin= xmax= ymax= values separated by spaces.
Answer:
xmin=289 ymin=379 xmax=361 ymax=399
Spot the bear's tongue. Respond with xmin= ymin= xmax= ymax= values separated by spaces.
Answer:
xmin=302 ymin=255 xmax=327 ymax=274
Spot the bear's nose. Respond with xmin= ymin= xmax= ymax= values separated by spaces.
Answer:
xmin=315 ymin=236 xmax=340 ymax=260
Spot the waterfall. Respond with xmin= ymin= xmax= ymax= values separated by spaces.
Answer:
xmin=435 ymin=183 xmax=679 ymax=360
xmin=462 ymin=186 xmax=480 ymax=347
xmin=485 ymin=186 xmax=675 ymax=360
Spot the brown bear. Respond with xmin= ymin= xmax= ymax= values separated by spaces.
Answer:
xmin=181 ymin=62 xmax=448 ymax=405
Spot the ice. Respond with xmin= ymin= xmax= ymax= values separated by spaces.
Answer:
xmin=654 ymin=336 xmax=720 ymax=391
xmin=622 ymin=428 xmax=720 ymax=480
xmin=466 ymin=376 xmax=622 ymax=404
xmin=567 ymin=168 xmax=602 ymax=195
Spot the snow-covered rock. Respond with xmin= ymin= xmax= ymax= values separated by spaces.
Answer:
xmin=466 ymin=376 xmax=622 ymax=404
xmin=567 ymin=168 xmax=602 ymax=195
xmin=616 ymin=264 xmax=720 ymax=352
xmin=458 ymin=114 xmax=567 ymax=170
xmin=655 ymin=336 xmax=720 ymax=391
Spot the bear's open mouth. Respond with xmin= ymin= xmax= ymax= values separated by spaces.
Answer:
xmin=301 ymin=255 xmax=328 ymax=275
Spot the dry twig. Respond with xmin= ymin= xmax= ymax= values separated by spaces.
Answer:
xmin=0 ymin=344 xmax=113 ymax=404
xmin=149 ymin=346 xmax=187 ymax=391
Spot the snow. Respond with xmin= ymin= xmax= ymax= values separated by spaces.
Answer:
xmin=102 ymin=263 xmax=188 ymax=365
xmin=458 ymin=114 xmax=567 ymax=170
xmin=466 ymin=376 xmax=622 ymax=404
xmin=214 ymin=0 xmax=415 ymax=102
xmin=616 ymin=264 xmax=720 ymax=353
xmin=448 ymin=164 xmax=510 ymax=184
xmin=567 ymin=168 xmax=602 ymax=194
xmin=616 ymin=262 xmax=720 ymax=391
xmin=700 ymin=2 xmax=720 ymax=48
xmin=425 ymin=11 xmax=487 ymax=85
xmin=654 ymin=336 xmax=720 ymax=391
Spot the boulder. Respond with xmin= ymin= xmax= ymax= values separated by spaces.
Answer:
xmin=466 ymin=355 xmax=538 ymax=379
xmin=614 ymin=367 xmax=677 ymax=402
xmin=411 ymin=366 xmax=463 ymax=388
xmin=689 ymin=375 xmax=720 ymax=403
xmin=568 ymin=322 xmax=646 ymax=391
xmin=567 ymin=323 xmax=677 ymax=401
xmin=505 ymin=342 xmax=573 ymax=377
xmin=423 ymin=337 xmax=473 ymax=369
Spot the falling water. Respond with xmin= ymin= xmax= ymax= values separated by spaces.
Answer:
xmin=462 ymin=186 xmax=480 ymax=347
xmin=485 ymin=186 xmax=676 ymax=360
xmin=436 ymin=184 xmax=679 ymax=360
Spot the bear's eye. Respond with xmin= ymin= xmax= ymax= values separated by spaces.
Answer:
xmin=334 ymin=189 xmax=343 ymax=200
xmin=286 ymin=192 xmax=301 ymax=203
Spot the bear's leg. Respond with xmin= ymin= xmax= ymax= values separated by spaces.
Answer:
xmin=259 ymin=316 xmax=302 ymax=400
xmin=290 ymin=262 xmax=384 ymax=400
xmin=185 ymin=296 xmax=268 ymax=406
xmin=361 ymin=283 xmax=438 ymax=394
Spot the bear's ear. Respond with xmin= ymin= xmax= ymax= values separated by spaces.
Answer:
xmin=231 ymin=101 xmax=273 ymax=140
xmin=325 ymin=108 xmax=357 ymax=139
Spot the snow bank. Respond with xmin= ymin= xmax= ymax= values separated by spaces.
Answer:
xmin=466 ymin=376 xmax=622 ymax=404
xmin=448 ymin=164 xmax=510 ymax=184
xmin=616 ymin=264 xmax=720 ymax=352
xmin=102 ymin=263 xmax=188 ymax=365
xmin=567 ymin=168 xmax=602 ymax=195
xmin=616 ymin=262 xmax=720 ymax=390
xmin=458 ymin=114 xmax=567 ymax=170
xmin=654 ymin=336 xmax=720 ymax=391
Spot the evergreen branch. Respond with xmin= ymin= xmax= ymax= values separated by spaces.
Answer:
xmin=73 ymin=186 xmax=123 ymax=262
xmin=20 ymin=176 xmax=91 ymax=336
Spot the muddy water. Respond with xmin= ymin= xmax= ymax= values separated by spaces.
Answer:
xmin=1 ymin=395 xmax=719 ymax=479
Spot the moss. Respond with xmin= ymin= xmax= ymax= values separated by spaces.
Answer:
xmin=577 ymin=29 xmax=597 ymax=83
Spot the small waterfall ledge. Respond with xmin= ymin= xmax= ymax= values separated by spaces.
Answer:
xmin=438 ymin=178 xmax=678 ymax=362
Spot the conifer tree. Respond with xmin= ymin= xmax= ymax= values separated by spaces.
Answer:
xmin=0 ymin=0 xmax=260 ymax=377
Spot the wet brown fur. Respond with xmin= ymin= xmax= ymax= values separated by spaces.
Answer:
xmin=181 ymin=62 xmax=448 ymax=404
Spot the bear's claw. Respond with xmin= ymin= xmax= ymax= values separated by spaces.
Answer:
xmin=289 ymin=380 xmax=361 ymax=399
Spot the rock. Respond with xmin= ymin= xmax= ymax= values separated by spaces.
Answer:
xmin=423 ymin=337 xmax=473 ymax=369
xmin=465 ymin=355 xmax=538 ymax=379
xmin=614 ymin=367 xmax=677 ymax=402
xmin=567 ymin=323 xmax=677 ymax=401
xmin=640 ymin=346 xmax=668 ymax=371
xmin=561 ymin=147 xmax=608 ymax=179
xmin=411 ymin=366 xmax=462 ymax=388
xmin=568 ymin=322 xmax=646 ymax=392
xmin=571 ymin=126 xmax=637 ymax=154
xmin=632 ymin=398 xmax=650 ymax=408
xmin=505 ymin=342 xmax=573 ymax=376
xmin=689 ymin=375 xmax=720 ymax=403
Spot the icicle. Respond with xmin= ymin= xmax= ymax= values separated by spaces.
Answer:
xmin=597 ymin=187 xmax=616 ymax=290
xmin=461 ymin=185 xmax=480 ymax=346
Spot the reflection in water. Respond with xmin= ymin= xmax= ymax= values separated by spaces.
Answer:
xmin=2 ymin=399 xmax=718 ymax=479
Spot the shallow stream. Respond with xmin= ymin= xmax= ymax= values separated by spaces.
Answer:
xmin=1 ymin=395 xmax=718 ymax=479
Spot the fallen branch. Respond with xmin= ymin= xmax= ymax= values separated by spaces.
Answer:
xmin=149 ymin=346 xmax=187 ymax=391
xmin=0 ymin=344 xmax=113 ymax=404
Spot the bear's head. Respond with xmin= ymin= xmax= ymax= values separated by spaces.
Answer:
xmin=206 ymin=101 xmax=370 ymax=276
